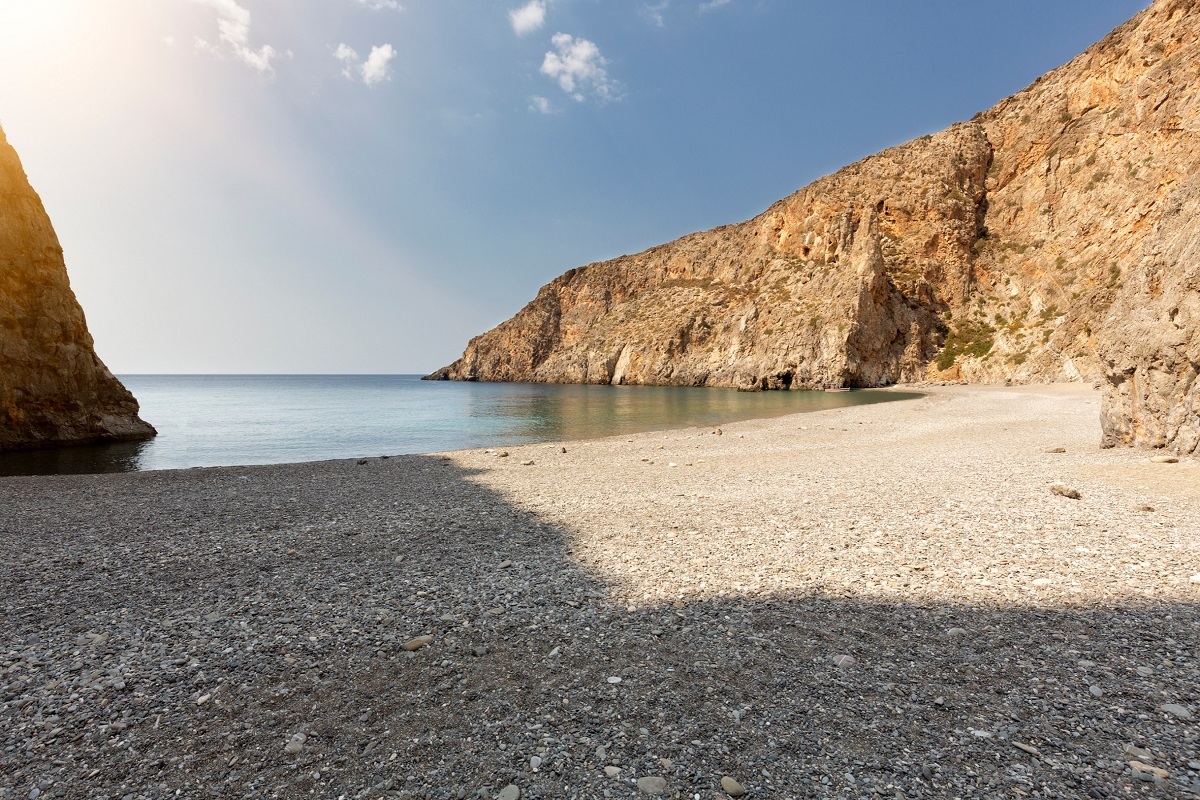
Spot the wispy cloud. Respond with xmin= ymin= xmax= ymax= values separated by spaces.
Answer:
xmin=335 ymin=43 xmax=397 ymax=86
xmin=191 ymin=0 xmax=282 ymax=74
xmin=642 ymin=1 xmax=670 ymax=27
xmin=540 ymin=33 xmax=618 ymax=102
xmin=509 ymin=1 xmax=547 ymax=36
xmin=698 ymin=0 xmax=731 ymax=11
xmin=529 ymin=95 xmax=552 ymax=114
xmin=354 ymin=0 xmax=403 ymax=8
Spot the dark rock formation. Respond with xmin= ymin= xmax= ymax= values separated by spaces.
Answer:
xmin=0 ymin=124 xmax=155 ymax=451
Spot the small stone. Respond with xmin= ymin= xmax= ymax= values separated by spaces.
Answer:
xmin=498 ymin=559 xmax=513 ymax=569
xmin=636 ymin=776 xmax=667 ymax=795
xmin=972 ymin=729 xmax=994 ymax=738
xmin=1188 ymin=760 xmax=1200 ymax=770
xmin=607 ymin=676 xmax=622 ymax=684
xmin=604 ymin=766 xmax=621 ymax=778
xmin=1032 ymin=578 xmax=1052 ymax=586
xmin=497 ymin=451 xmax=509 ymax=458
xmin=29 ymin=789 xmax=40 ymax=800
xmin=667 ymin=462 xmax=678 ymax=468
xmin=1089 ymin=685 xmax=1104 ymax=698
xmin=284 ymin=732 xmax=307 ymax=754
xmin=394 ymin=555 xmax=405 ymax=564
xmin=1150 ymin=455 xmax=1179 ymax=463
xmin=529 ymin=756 xmax=542 ymax=770
xmin=471 ymin=646 xmax=488 ymax=657
xmin=1123 ymin=744 xmax=1153 ymax=760
xmin=1135 ymin=505 xmax=1155 ymax=512
xmin=1136 ymin=666 xmax=1154 ymax=676
xmin=1051 ymin=484 xmax=1081 ymax=499
xmin=1013 ymin=741 xmax=1040 ymax=757
xmin=439 ymin=613 xmax=456 ymax=622
xmin=286 ymin=548 xmax=298 ymax=555
xmin=547 ymin=646 xmax=561 ymax=657
xmin=403 ymin=635 xmax=434 ymax=652
xmin=1161 ymin=703 xmax=1193 ymax=720
xmin=1130 ymin=761 xmax=1168 ymax=781
xmin=720 ymin=776 xmax=747 ymax=796
xmin=831 ymin=654 xmax=857 ymax=668
xmin=945 ymin=627 xmax=969 ymax=638
xmin=1045 ymin=447 xmax=1067 ymax=453
xmin=595 ymin=745 xmax=606 ymax=760
xmin=496 ymin=785 xmax=521 ymax=800
xmin=714 ymin=428 xmax=722 ymax=435
xmin=196 ymin=693 xmax=211 ymax=706
xmin=521 ymin=460 xmax=534 ymax=466
xmin=1190 ymin=573 xmax=1200 ymax=584
xmin=1077 ymin=660 xmax=1096 ymax=667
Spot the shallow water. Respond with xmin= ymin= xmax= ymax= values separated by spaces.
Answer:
xmin=0 ymin=375 xmax=921 ymax=475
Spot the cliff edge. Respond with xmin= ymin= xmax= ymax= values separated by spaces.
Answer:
xmin=0 ymin=124 xmax=155 ymax=451
xmin=430 ymin=0 xmax=1199 ymax=454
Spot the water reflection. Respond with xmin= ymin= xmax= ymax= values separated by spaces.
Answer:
xmin=0 ymin=439 xmax=152 ymax=477
xmin=0 ymin=376 xmax=922 ymax=476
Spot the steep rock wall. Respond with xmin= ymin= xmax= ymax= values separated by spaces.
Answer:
xmin=431 ymin=0 xmax=1200 ymax=452
xmin=0 ymin=124 xmax=155 ymax=450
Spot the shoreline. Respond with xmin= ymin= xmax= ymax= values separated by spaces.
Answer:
xmin=1 ymin=384 xmax=1197 ymax=799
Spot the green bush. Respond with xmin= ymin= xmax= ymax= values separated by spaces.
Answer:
xmin=935 ymin=320 xmax=996 ymax=370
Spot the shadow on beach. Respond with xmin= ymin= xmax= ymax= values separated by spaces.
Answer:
xmin=0 ymin=454 xmax=1196 ymax=799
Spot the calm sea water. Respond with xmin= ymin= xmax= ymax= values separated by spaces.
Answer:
xmin=0 ymin=375 xmax=920 ymax=476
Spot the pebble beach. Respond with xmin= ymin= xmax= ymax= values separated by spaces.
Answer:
xmin=1 ymin=384 xmax=1198 ymax=799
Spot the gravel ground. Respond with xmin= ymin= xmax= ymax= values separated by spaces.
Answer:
xmin=1 ymin=384 xmax=1197 ymax=800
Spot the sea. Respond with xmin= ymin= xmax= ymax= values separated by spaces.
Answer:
xmin=0 ymin=375 xmax=921 ymax=476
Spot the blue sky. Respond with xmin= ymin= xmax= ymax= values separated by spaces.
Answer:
xmin=0 ymin=0 xmax=1148 ymax=373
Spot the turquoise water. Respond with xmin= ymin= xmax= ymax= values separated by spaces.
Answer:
xmin=0 ymin=375 xmax=920 ymax=475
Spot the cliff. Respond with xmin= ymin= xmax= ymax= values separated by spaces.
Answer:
xmin=430 ymin=0 xmax=1199 ymax=454
xmin=0 ymin=124 xmax=155 ymax=451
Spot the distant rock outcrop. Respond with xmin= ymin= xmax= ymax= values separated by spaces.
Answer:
xmin=430 ymin=0 xmax=1200 ymax=454
xmin=0 ymin=124 xmax=155 ymax=450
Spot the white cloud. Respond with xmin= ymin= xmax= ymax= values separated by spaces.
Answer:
xmin=509 ymin=1 xmax=546 ymax=36
xmin=643 ymin=1 xmax=669 ymax=27
xmin=191 ymin=0 xmax=282 ymax=74
xmin=540 ymin=33 xmax=617 ymax=102
xmin=354 ymin=0 xmax=403 ymax=8
xmin=529 ymin=95 xmax=552 ymax=114
xmin=361 ymin=44 xmax=397 ymax=85
xmin=334 ymin=43 xmax=360 ymax=79
xmin=698 ymin=0 xmax=731 ymax=10
xmin=335 ymin=43 xmax=396 ymax=86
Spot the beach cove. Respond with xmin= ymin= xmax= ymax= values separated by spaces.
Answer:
xmin=1 ymin=384 xmax=1197 ymax=799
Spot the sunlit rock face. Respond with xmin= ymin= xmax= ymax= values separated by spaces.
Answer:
xmin=0 ymin=124 xmax=155 ymax=451
xmin=431 ymin=0 xmax=1200 ymax=453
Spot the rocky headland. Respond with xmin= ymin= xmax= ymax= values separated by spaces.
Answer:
xmin=429 ymin=0 xmax=1200 ymax=455
xmin=0 ymin=124 xmax=154 ymax=450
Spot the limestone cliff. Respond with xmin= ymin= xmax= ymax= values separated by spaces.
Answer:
xmin=0 ymin=124 xmax=155 ymax=451
xmin=431 ymin=0 xmax=1199 ymax=453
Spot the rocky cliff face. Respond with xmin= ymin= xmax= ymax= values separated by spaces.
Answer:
xmin=431 ymin=0 xmax=1199 ymax=453
xmin=0 ymin=124 xmax=155 ymax=451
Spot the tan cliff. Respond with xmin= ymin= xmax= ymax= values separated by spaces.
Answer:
xmin=0 ymin=124 xmax=155 ymax=451
xmin=430 ymin=0 xmax=1200 ymax=455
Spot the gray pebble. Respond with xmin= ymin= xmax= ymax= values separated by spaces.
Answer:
xmin=636 ymin=776 xmax=667 ymax=795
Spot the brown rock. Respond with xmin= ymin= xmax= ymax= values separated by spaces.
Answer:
xmin=428 ymin=1 xmax=1200 ymax=454
xmin=0 ymin=124 xmax=154 ymax=450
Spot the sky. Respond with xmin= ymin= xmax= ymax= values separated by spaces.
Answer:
xmin=0 ymin=0 xmax=1149 ymax=374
